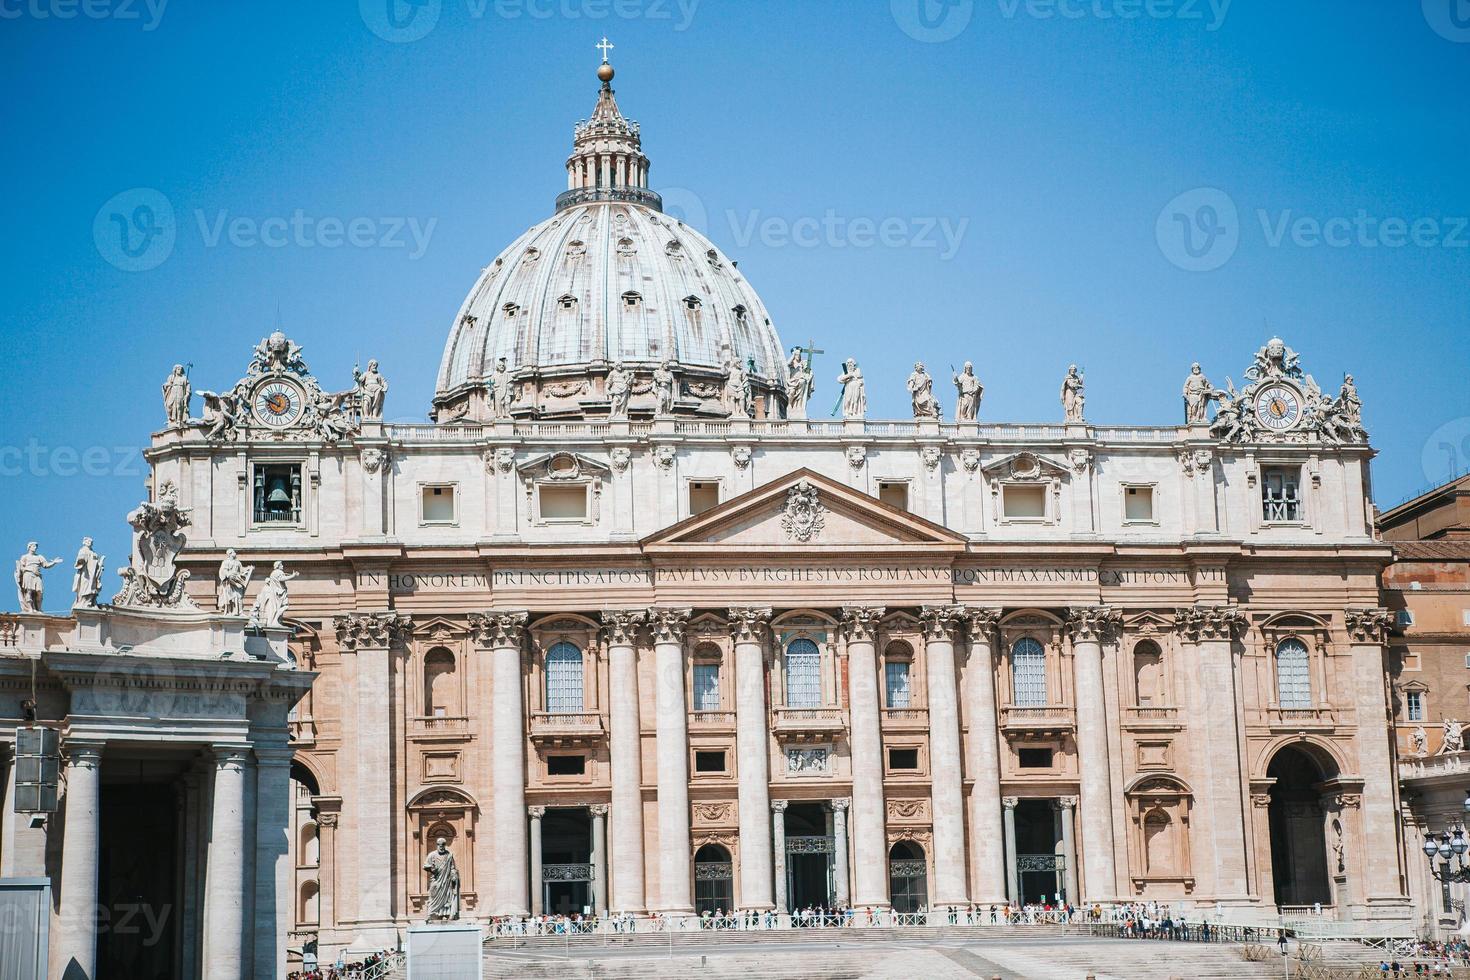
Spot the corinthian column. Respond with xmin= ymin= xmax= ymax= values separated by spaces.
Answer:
xmin=842 ymin=605 xmax=889 ymax=908
xmin=333 ymin=611 xmax=412 ymax=935
xmin=649 ymin=607 xmax=694 ymax=914
xmin=729 ymin=606 xmax=775 ymax=910
xmin=600 ymin=610 xmax=647 ymax=914
xmin=470 ymin=610 xmax=530 ymax=916
xmin=962 ymin=608 xmax=1006 ymax=903
xmin=1066 ymin=606 xmax=1121 ymax=901
xmin=57 ymin=740 xmax=103 ymax=980
xmin=1345 ymin=608 xmax=1406 ymax=902
xmin=205 ymin=745 xmax=251 ymax=980
xmin=920 ymin=605 xmax=969 ymax=906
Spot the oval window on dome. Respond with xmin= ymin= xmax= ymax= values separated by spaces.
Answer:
xmin=521 ymin=247 xmax=540 ymax=263
xmin=565 ymin=241 xmax=586 ymax=260
xmin=617 ymin=237 xmax=636 ymax=257
xmin=502 ymin=303 xmax=520 ymax=319
xmin=622 ymin=291 xmax=642 ymax=309
xmin=665 ymin=240 xmax=682 ymax=257
xmin=683 ymin=296 xmax=701 ymax=312
xmin=706 ymin=248 xmax=721 ymax=267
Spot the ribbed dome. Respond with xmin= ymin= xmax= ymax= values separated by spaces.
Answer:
xmin=431 ymin=56 xmax=789 ymax=421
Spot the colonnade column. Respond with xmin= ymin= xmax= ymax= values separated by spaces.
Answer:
xmin=961 ymin=608 xmax=1007 ymax=904
xmin=333 ymin=611 xmax=412 ymax=933
xmin=1002 ymin=797 xmax=1020 ymax=902
xmin=729 ymin=606 xmax=775 ymax=910
xmin=772 ymin=801 xmax=789 ymax=914
xmin=1067 ymin=606 xmax=1121 ymax=901
xmin=649 ymin=607 xmax=694 ymax=914
xmin=1178 ymin=604 xmax=1250 ymax=898
xmin=600 ymin=610 xmax=647 ymax=914
xmin=1059 ymin=796 xmax=1080 ymax=904
xmin=204 ymin=745 xmax=250 ymax=980
xmin=590 ymin=804 xmax=609 ymax=917
xmin=920 ymin=605 xmax=969 ymax=907
xmin=528 ymin=806 xmax=545 ymax=916
xmin=471 ymin=610 xmax=531 ymax=916
xmin=830 ymin=799 xmax=851 ymax=909
xmin=253 ymin=744 xmax=295 ymax=980
xmin=841 ymin=605 xmax=889 ymax=908
xmin=1346 ymin=608 xmax=1408 ymax=902
xmin=56 ymin=739 xmax=103 ymax=980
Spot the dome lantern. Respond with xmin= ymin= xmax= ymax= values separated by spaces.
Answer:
xmin=555 ymin=39 xmax=661 ymax=213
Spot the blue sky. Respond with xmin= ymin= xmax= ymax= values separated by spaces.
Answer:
xmin=2 ymin=0 xmax=1467 ymax=610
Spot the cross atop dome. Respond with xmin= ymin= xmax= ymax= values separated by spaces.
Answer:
xmin=596 ymin=36 xmax=613 ymax=64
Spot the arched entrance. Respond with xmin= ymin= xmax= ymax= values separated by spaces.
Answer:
xmin=1267 ymin=746 xmax=1332 ymax=907
xmin=888 ymin=841 xmax=928 ymax=912
xmin=694 ymin=843 xmax=733 ymax=914
xmin=784 ymin=802 xmax=833 ymax=909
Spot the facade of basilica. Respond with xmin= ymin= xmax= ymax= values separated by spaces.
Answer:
xmin=0 ymin=56 xmax=1420 ymax=976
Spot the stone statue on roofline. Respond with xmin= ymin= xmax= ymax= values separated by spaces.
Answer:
xmin=162 ymin=364 xmax=191 ymax=429
xmin=952 ymin=361 xmax=982 ymax=422
xmin=72 ymin=537 xmax=105 ymax=609
xmin=907 ymin=362 xmax=940 ymax=419
xmin=786 ymin=347 xmax=814 ymax=420
xmin=1060 ymin=364 xmax=1085 ymax=423
xmin=14 ymin=543 xmax=61 ymax=613
xmin=837 ymin=358 xmax=865 ymax=419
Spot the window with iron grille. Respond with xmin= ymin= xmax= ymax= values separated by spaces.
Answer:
xmin=784 ymin=638 xmax=821 ymax=708
xmin=885 ymin=661 xmax=911 ymax=709
xmin=693 ymin=662 xmax=721 ymax=711
xmin=1011 ymin=637 xmax=1047 ymax=707
xmin=545 ymin=642 xmax=584 ymax=713
xmin=1261 ymin=466 xmax=1302 ymax=522
xmin=1275 ymin=638 xmax=1312 ymax=708
xmin=253 ymin=463 xmax=303 ymax=524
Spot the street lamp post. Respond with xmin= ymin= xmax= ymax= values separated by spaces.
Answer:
xmin=1420 ymin=792 xmax=1470 ymax=885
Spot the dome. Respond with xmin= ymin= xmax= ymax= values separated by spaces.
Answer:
xmin=432 ymin=55 xmax=788 ymax=422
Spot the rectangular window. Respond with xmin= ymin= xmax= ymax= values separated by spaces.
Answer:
xmin=539 ymin=484 xmax=588 ymax=520
xmin=784 ymin=640 xmax=822 ymax=709
xmin=1018 ymin=748 xmax=1054 ymax=769
xmin=1123 ymin=485 xmax=1155 ymax=522
xmin=887 ymin=748 xmax=919 ymax=771
xmin=693 ymin=662 xmax=721 ymax=711
xmin=884 ymin=661 xmax=912 ymax=709
xmin=252 ymin=463 xmax=303 ymax=524
xmin=1275 ymin=639 xmax=1312 ymax=708
xmin=1261 ymin=466 xmax=1302 ymax=522
xmin=1003 ymin=484 xmax=1047 ymax=520
xmin=1398 ymin=609 xmax=1414 ymax=627
xmin=547 ymin=754 xmax=586 ymax=776
xmin=689 ymin=481 xmax=719 ymax=516
xmin=421 ymin=485 xmax=456 ymax=524
xmin=878 ymin=481 xmax=909 ymax=510
xmin=1407 ymin=691 xmax=1424 ymax=722
xmin=694 ymin=750 xmax=726 ymax=773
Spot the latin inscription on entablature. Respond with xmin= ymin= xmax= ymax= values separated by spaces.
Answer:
xmin=356 ymin=572 xmax=491 ymax=593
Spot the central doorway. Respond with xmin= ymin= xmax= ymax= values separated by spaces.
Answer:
xmin=97 ymin=780 xmax=179 ymax=980
xmin=541 ymin=807 xmax=593 ymax=915
xmin=1015 ymin=798 xmax=1066 ymax=905
xmin=1267 ymin=746 xmax=1332 ymax=907
xmin=694 ymin=843 xmax=734 ymax=914
xmin=785 ymin=802 xmax=833 ymax=909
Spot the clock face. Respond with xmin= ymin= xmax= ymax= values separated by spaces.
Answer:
xmin=1254 ymin=383 xmax=1302 ymax=431
xmin=253 ymin=380 xmax=304 ymax=428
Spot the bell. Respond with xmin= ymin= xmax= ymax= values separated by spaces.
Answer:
xmin=267 ymin=479 xmax=291 ymax=506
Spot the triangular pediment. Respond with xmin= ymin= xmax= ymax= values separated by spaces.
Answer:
xmin=642 ymin=468 xmax=968 ymax=553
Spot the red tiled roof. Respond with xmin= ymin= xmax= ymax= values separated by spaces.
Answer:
xmin=1393 ymin=541 xmax=1470 ymax=561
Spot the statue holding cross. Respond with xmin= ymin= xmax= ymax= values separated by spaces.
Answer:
xmin=785 ymin=341 xmax=820 ymax=420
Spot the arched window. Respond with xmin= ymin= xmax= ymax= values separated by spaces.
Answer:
xmin=546 ymin=642 xmax=585 ymax=713
xmin=1275 ymin=638 xmax=1311 ymax=708
xmin=694 ymin=843 xmax=733 ymax=915
xmin=888 ymin=840 xmax=928 ymax=913
xmin=423 ymin=648 xmax=457 ymax=717
xmin=1144 ymin=810 xmax=1175 ymax=875
xmin=1132 ymin=640 xmax=1164 ymax=706
xmin=1011 ymin=637 xmax=1047 ymax=707
xmin=884 ymin=641 xmax=913 ymax=709
xmin=784 ymin=638 xmax=821 ymax=708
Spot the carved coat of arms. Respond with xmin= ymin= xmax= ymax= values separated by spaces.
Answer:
xmin=780 ymin=480 xmax=826 ymax=543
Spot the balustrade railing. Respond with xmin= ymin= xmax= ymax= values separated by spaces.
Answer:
xmin=413 ymin=715 xmax=468 ymax=733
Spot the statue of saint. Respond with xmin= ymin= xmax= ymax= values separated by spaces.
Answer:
xmin=249 ymin=561 xmax=298 ymax=630
xmin=1337 ymin=374 xmax=1362 ymax=428
xmin=907 ymin=362 xmax=941 ymax=419
xmin=1411 ymin=724 xmax=1428 ymax=758
xmin=14 ymin=543 xmax=61 ymax=613
xmin=490 ymin=357 xmax=514 ymax=419
xmin=162 ymin=364 xmax=191 ymax=429
xmin=1182 ymin=362 xmax=1218 ymax=424
xmin=72 ymin=537 xmax=105 ymax=609
xmin=653 ymin=359 xmax=677 ymax=415
xmin=199 ymin=389 xmax=240 ymax=442
xmin=606 ymin=362 xmax=632 ymax=419
xmin=355 ymin=359 xmax=389 ymax=419
xmin=1060 ymin=364 xmax=1086 ymax=423
xmin=837 ymin=359 xmax=866 ymax=420
xmin=726 ymin=358 xmax=750 ymax=418
xmin=422 ymin=837 xmax=461 ymax=920
xmin=1442 ymin=718 xmax=1466 ymax=755
xmin=217 ymin=549 xmax=254 ymax=618
xmin=785 ymin=347 xmax=814 ymax=420
xmin=952 ymin=362 xmax=983 ymax=422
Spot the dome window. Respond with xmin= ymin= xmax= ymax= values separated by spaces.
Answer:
xmin=558 ymin=294 xmax=578 ymax=312
xmin=664 ymin=240 xmax=683 ymax=257
xmin=502 ymin=303 xmax=520 ymax=319
xmin=683 ymin=296 xmax=702 ymax=312
xmin=565 ymin=240 xmax=586 ymax=260
xmin=622 ymin=291 xmax=642 ymax=310
xmin=522 ymin=247 xmax=540 ymax=263
xmin=616 ymin=237 xmax=637 ymax=257
xmin=732 ymin=305 xmax=749 ymax=327
xmin=706 ymin=248 xmax=721 ymax=268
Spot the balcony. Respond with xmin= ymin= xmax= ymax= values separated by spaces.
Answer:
xmin=1000 ymin=704 xmax=1076 ymax=739
xmin=690 ymin=710 xmax=737 ymax=733
xmin=287 ymin=718 xmax=316 ymax=746
xmin=881 ymin=707 xmax=930 ymax=731
xmin=1122 ymin=705 xmax=1182 ymax=730
xmin=772 ymin=707 xmax=846 ymax=742
xmin=410 ymin=715 xmax=470 ymax=741
xmin=1260 ymin=705 xmax=1337 ymax=730
xmin=529 ymin=711 xmax=605 ymax=746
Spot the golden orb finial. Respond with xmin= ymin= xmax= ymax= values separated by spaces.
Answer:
xmin=597 ymin=61 xmax=614 ymax=83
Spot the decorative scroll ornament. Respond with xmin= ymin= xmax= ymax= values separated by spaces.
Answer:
xmin=1174 ymin=604 xmax=1247 ymax=642
xmin=840 ymin=605 xmax=886 ymax=643
xmin=1065 ymin=606 xmax=1121 ymax=642
xmin=693 ymin=801 xmax=733 ymax=824
xmin=694 ymin=862 xmax=733 ymax=881
xmin=921 ymin=446 xmax=943 ymax=472
xmin=652 ymin=444 xmax=676 ymax=470
xmin=780 ymin=479 xmax=826 ymax=543
xmin=609 ymin=447 xmax=632 ymax=472
xmin=731 ymin=445 xmax=753 ymax=470
xmin=1345 ymin=607 xmax=1393 ymax=644
xmin=890 ymin=859 xmax=927 ymax=877
xmin=845 ymin=445 xmax=867 ymax=471
xmin=1067 ymin=448 xmax=1093 ymax=473
xmin=467 ymin=610 xmax=528 ymax=647
xmin=599 ymin=609 xmax=645 ymax=646
xmin=360 ymin=448 xmax=387 ymax=474
xmin=1176 ymin=448 xmax=1213 ymax=478
xmin=113 ymin=480 xmax=196 ymax=609
xmin=887 ymin=798 xmax=927 ymax=820
xmin=728 ymin=606 xmax=773 ymax=643
xmin=959 ymin=448 xmax=982 ymax=474
xmin=541 ymin=862 xmax=594 ymax=882
xmin=333 ymin=611 xmax=413 ymax=649
xmin=481 ymin=447 xmax=515 ymax=474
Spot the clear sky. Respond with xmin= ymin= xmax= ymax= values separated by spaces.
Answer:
xmin=2 ymin=0 xmax=1467 ymax=610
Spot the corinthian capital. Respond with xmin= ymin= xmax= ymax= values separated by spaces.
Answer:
xmin=467 ymin=610 xmax=528 ymax=648
xmin=646 ymin=607 xmax=692 ymax=644
xmin=1345 ymin=607 xmax=1393 ymax=644
xmin=333 ymin=611 xmax=413 ymax=649
xmin=919 ymin=604 xmax=964 ymax=641
xmin=961 ymin=607 xmax=1003 ymax=642
xmin=599 ymin=609 xmax=645 ymax=646
xmin=840 ymin=606 xmax=886 ymax=643
xmin=1065 ymin=606 xmax=1120 ymax=643
xmin=1175 ymin=604 xmax=1247 ymax=642
xmin=727 ymin=606 xmax=773 ymax=643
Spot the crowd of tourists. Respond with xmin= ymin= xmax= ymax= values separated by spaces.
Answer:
xmin=285 ymin=949 xmax=395 ymax=979
xmin=1376 ymin=937 xmax=1470 ymax=976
